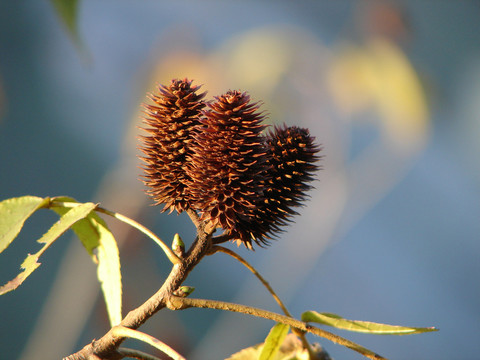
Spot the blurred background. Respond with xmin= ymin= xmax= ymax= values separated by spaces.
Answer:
xmin=1 ymin=1 xmax=479 ymax=359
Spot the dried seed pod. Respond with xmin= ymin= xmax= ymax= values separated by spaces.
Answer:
xmin=187 ymin=90 xmax=269 ymax=247
xmin=140 ymin=78 xmax=206 ymax=213
xmin=243 ymin=125 xmax=322 ymax=244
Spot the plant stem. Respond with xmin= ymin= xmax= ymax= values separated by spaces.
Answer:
xmin=185 ymin=208 xmax=201 ymax=228
xmin=211 ymin=232 xmax=233 ymax=244
xmin=210 ymin=245 xmax=317 ymax=359
xmin=117 ymin=347 xmax=163 ymax=360
xmin=63 ymin=213 xmax=214 ymax=360
xmin=95 ymin=206 xmax=182 ymax=265
xmin=210 ymin=245 xmax=290 ymax=315
xmin=167 ymin=296 xmax=387 ymax=360
xmin=112 ymin=326 xmax=185 ymax=360
xmin=49 ymin=200 xmax=182 ymax=265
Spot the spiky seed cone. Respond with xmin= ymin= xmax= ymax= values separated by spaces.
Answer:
xmin=187 ymin=90 xmax=269 ymax=247
xmin=241 ymin=125 xmax=322 ymax=244
xmin=140 ymin=78 xmax=206 ymax=213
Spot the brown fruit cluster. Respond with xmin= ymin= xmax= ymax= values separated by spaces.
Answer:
xmin=140 ymin=79 xmax=321 ymax=248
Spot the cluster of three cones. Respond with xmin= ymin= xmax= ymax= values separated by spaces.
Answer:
xmin=140 ymin=78 xmax=321 ymax=248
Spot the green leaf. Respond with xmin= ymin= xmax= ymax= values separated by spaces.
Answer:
xmin=51 ymin=197 xmax=122 ymax=326
xmin=226 ymin=333 xmax=322 ymax=360
xmin=0 ymin=196 xmax=49 ymax=254
xmin=92 ymin=212 xmax=122 ymax=326
xmin=301 ymin=311 xmax=438 ymax=335
xmin=50 ymin=0 xmax=80 ymax=42
xmin=226 ymin=343 xmax=261 ymax=360
xmin=0 ymin=202 xmax=96 ymax=295
xmin=50 ymin=197 xmax=100 ymax=255
xmin=259 ymin=323 xmax=290 ymax=360
xmin=49 ymin=0 xmax=90 ymax=61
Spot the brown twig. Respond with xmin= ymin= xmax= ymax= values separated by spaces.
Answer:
xmin=211 ymin=232 xmax=233 ymax=244
xmin=61 ymin=206 xmax=381 ymax=360
xmin=63 ymin=215 xmax=213 ymax=360
xmin=210 ymin=245 xmax=318 ymax=358
xmin=210 ymin=245 xmax=290 ymax=314
xmin=167 ymin=296 xmax=387 ymax=360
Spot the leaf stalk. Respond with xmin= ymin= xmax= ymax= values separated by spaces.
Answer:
xmin=49 ymin=200 xmax=182 ymax=265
